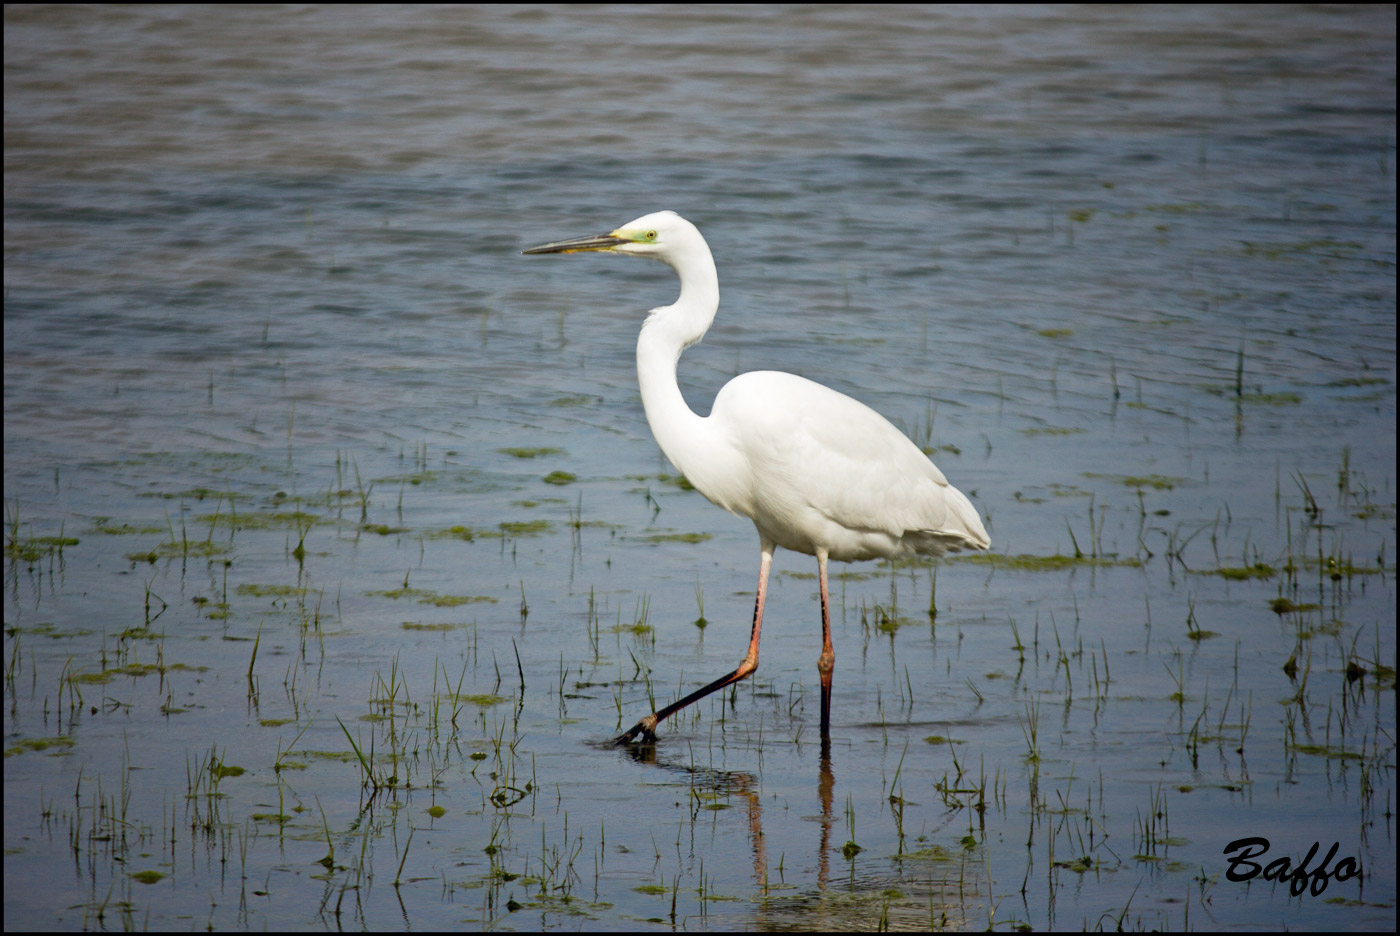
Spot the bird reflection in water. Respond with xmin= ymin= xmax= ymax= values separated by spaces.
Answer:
xmin=617 ymin=735 xmax=838 ymax=898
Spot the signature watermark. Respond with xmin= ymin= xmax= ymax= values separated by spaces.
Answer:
xmin=1224 ymin=837 xmax=1362 ymax=897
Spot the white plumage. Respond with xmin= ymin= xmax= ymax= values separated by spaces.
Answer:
xmin=525 ymin=210 xmax=988 ymax=744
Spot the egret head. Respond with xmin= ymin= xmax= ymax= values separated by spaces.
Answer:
xmin=522 ymin=210 xmax=700 ymax=261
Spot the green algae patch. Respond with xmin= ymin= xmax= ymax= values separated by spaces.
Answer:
xmin=1194 ymin=564 xmax=1274 ymax=581
xmin=429 ymin=525 xmax=480 ymax=541
xmin=1241 ymin=238 xmax=1363 ymax=261
xmin=5 ymin=535 xmax=81 ymax=563
xmin=542 ymin=471 xmax=577 ymax=485
xmin=496 ymin=520 xmax=551 ymax=536
xmin=5 ymin=622 xmax=97 ymax=639
xmin=950 ymin=552 xmax=1142 ymax=571
xmin=194 ymin=510 xmax=320 ymax=531
xmin=1270 ymin=598 xmax=1322 ymax=614
xmin=429 ymin=520 xmax=552 ymax=540
xmin=361 ymin=523 xmax=409 ymax=535
xmin=449 ymin=693 xmax=510 ymax=708
xmin=125 ymin=540 xmax=230 ymax=563
xmin=499 ymin=447 xmax=565 ymax=459
xmin=642 ymin=532 xmax=712 ymax=544
xmin=424 ymin=594 xmax=496 ymax=608
xmin=609 ymin=622 xmax=654 ymax=637
xmin=1326 ymin=376 xmax=1389 ymax=388
xmin=628 ymin=472 xmax=695 ymax=491
xmin=91 ymin=518 xmax=167 ymax=535
xmin=1296 ymin=556 xmax=1384 ymax=578
xmin=1241 ymin=391 xmax=1302 ymax=406
xmin=130 ymin=870 xmax=167 ymax=885
xmin=892 ymin=845 xmax=956 ymax=862
xmin=1021 ymin=426 xmax=1084 ymax=436
xmin=72 ymin=662 xmax=208 ymax=684
xmin=237 ymin=584 xmax=311 ymax=599
xmin=375 ymin=471 xmax=437 ymax=487
xmin=301 ymin=750 xmax=362 ymax=764
xmin=368 ymin=586 xmax=497 ymax=607
xmin=1292 ymin=743 xmax=1365 ymax=761
xmin=138 ymin=485 xmax=246 ymax=501
xmin=5 ymin=736 xmax=76 ymax=758
xmin=1084 ymin=472 xmax=1184 ymax=490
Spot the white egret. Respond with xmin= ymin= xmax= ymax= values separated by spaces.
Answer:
xmin=524 ymin=211 xmax=989 ymax=744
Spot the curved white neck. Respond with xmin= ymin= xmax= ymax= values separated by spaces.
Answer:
xmin=635 ymin=237 xmax=720 ymax=476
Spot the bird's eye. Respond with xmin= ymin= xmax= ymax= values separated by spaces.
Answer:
xmin=646 ymin=230 xmax=657 ymax=240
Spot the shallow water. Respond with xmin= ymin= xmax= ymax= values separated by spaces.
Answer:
xmin=4 ymin=4 xmax=1395 ymax=931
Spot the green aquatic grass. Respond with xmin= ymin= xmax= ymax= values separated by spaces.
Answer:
xmin=1021 ymin=426 xmax=1084 ymax=436
xmin=1326 ymin=376 xmax=1389 ymax=388
xmin=1240 ymin=391 xmax=1302 ymax=406
xmin=949 ymin=552 xmax=1142 ymax=571
xmin=429 ymin=525 xmax=480 ymax=541
xmin=1199 ymin=383 xmax=1303 ymax=405
xmin=91 ymin=519 xmax=167 ymax=535
xmin=1269 ymin=598 xmax=1322 ymax=614
xmin=427 ymin=520 xmax=553 ymax=540
xmin=360 ymin=522 xmax=409 ymax=535
xmin=192 ymin=510 xmax=319 ymax=530
xmin=4 ymin=535 xmax=80 ymax=562
xmin=1144 ymin=202 xmax=1224 ymax=214
xmin=126 ymin=540 xmax=230 ymax=563
xmin=237 ymin=584 xmax=311 ymax=599
xmin=512 ymin=497 xmax=568 ymax=508
xmin=137 ymin=486 xmax=250 ymax=501
xmin=891 ymin=844 xmax=956 ymax=862
xmin=1084 ymin=472 xmax=1184 ymax=490
xmin=4 ymin=736 xmax=76 ymax=758
xmin=1298 ymin=556 xmax=1384 ymax=577
xmin=628 ymin=472 xmax=695 ymax=491
xmin=1291 ymin=743 xmax=1365 ymax=761
xmin=499 ymin=446 xmax=565 ymax=458
xmin=448 ymin=693 xmax=509 ymax=707
xmin=368 ymin=586 xmax=497 ymax=607
xmin=641 ymin=532 xmax=712 ymax=544
xmin=71 ymin=662 xmax=208 ymax=684
xmin=4 ymin=622 xmax=96 ymax=639
xmin=424 ymin=594 xmax=496 ymax=608
xmin=1241 ymin=238 xmax=1363 ymax=260
xmin=374 ymin=471 xmax=437 ymax=486
xmin=498 ymin=519 xmax=551 ymax=536
xmin=1195 ymin=564 xmax=1275 ymax=581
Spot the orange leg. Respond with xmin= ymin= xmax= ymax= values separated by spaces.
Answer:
xmin=816 ymin=549 xmax=834 ymax=735
xmin=617 ymin=542 xmax=774 ymax=744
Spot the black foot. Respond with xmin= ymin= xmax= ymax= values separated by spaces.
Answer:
xmin=615 ymin=715 xmax=659 ymax=745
